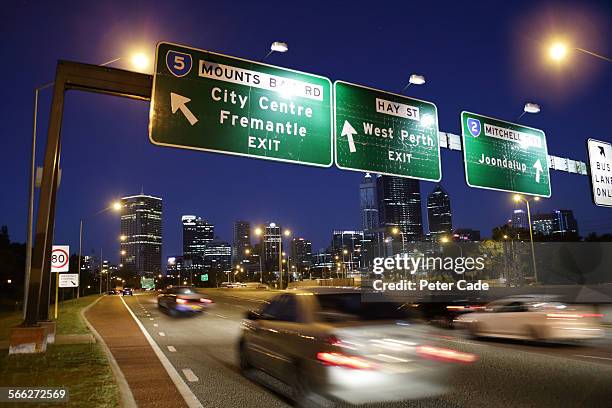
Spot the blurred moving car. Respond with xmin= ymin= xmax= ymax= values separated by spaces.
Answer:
xmin=122 ymin=288 xmax=133 ymax=296
xmin=107 ymin=290 xmax=117 ymax=295
xmin=239 ymin=287 xmax=476 ymax=407
xmin=157 ymin=286 xmax=213 ymax=315
xmin=221 ymin=282 xmax=247 ymax=288
xmin=455 ymin=295 xmax=604 ymax=341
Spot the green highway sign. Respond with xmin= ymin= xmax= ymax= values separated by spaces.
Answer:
xmin=150 ymin=42 xmax=333 ymax=167
xmin=334 ymin=81 xmax=441 ymax=181
xmin=461 ymin=112 xmax=551 ymax=197
xmin=201 ymin=273 xmax=209 ymax=282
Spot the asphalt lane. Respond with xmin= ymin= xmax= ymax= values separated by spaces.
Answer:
xmin=123 ymin=290 xmax=612 ymax=408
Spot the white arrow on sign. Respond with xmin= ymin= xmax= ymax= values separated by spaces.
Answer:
xmin=533 ymin=159 xmax=543 ymax=183
xmin=170 ymin=93 xmax=198 ymax=125
xmin=341 ymin=120 xmax=357 ymax=153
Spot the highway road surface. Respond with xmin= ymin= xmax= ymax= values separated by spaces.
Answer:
xmin=122 ymin=289 xmax=612 ymax=407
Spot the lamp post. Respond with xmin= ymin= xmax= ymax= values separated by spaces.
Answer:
xmin=440 ymin=236 xmax=463 ymax=257
xmin=513 ymin=194 xmax=540 ymax=283
xmin=391 ymin=227 xmax=406 ymax=253
xmin=279 ymin=229 xmax=291 ymax=289
xmin=76 ymin=201 xmax=122 ymax=298
xmin=254 ymin=228 xmax=264 ymax=284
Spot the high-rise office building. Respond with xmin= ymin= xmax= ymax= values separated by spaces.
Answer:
xmin=331 ymin=230 xmax=364 ymax=273
xmin=533 ymin=210 xmax=579 ymax=237
xmin=182 ymin=215 xmax=214 ymax=273
xmin=182 ymin=216 xmax=214 ymax=256
xmin=511 ymin=209 xmax=528 ymax=229
xmin=203 ymin=240 xmax=232 ymax=273
xmin=261 ymin=223 xmax=281 ymax=274
xmin=233 ymin=220 xmax=251 ymax=264
xmin=376 ymin=175 xmax=423 ymax=240
xmin=427 ymin=184 xmax=452 ymax=237
xmin=360 ymin=173 xmax=379 ymax=231
xmin=291 ymin=237 xmax=312 ymax=274
xmin=120 ymin=194 xmax=162 ymax=278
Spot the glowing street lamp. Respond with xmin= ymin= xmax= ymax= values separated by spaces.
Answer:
xmin=547 ymin=40 xmax=612 ymax=64
xmin=549 ymin=42 xmax=568 ymax=61
xmin=264 ymin=41 xmax=289 ymax=61
xmin=400 ymin=73 xmax=426 ymax=93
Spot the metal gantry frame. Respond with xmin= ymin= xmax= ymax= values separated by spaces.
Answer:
xmin=24 ymin=60 xmax=152 ymax=325
xmin=23 ymin=59 xmax=591 ymax=325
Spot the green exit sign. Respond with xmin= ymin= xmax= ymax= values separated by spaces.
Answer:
xmin=149 ymin=42 xmax=333 ymax=167
xmin=201 ymin=274 xmax=209 ymax=282
xmin=461 ymin=112 xmax=551 ymax=197
xmin=334 ymin=81 xmax=441 ymax=181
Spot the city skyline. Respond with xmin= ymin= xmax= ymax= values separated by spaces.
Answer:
xmin=1 ymin=1 xmax=611 ymax=269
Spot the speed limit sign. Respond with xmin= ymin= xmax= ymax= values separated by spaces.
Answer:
xmin=51 ymin=245 xmax=70 ymax=272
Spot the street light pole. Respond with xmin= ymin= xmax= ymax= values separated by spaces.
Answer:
xmin=77 ymin=219 xmax=83 ymax=298
xmin=524 ymin=199 xmax=538 ymax=283
xmin=514 ymin=195 xmax=539 ymax=283
xmin=23 ymin=82 xmax=54 ymax=319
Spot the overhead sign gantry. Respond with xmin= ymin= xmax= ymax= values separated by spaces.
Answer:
xmin=149 ymin=42 xmax=333 ymax=167
xmin=461 ymin=111 xmax=551 ymax=197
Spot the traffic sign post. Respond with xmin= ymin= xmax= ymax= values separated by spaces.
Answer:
xmin=150 ymin=42 xmax=333 ymax=167
xmin=461 ymin=112 xmax=551 ymax=197
xmin=587 ymin=139 xmax=612 ymax=207
xmin=334 ymin=81 xmax=441 ymax=181
xmin=51 ymin=245 xmax=70 ymax=320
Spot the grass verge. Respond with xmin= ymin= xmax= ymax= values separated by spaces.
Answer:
xmin=0 ymin=295 xmax=119 ymax=408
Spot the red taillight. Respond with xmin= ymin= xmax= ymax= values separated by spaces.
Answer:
xmin=176 ymin=298 xmax=187 ymax=304
xmin=316 ymin=352 xmax=373 ymax=370
xmin=416 ymin=346 xmax=477 ymax=364
xmin=200 ymin=298 xmax=213 ymax=304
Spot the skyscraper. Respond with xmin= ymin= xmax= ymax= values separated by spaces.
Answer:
xmin=427 ymin=184 xmax=452 ymax=237
xmin=182 ymin=215 xmax=214 ymax=273
xmin=261 ymin=223 xmax=281 ymax=274
xmin=331 ymin=230 xmax=364 ymax=273
xmin=203 ymin=240 xmax=232 ymax=273
xmin=291 ymin=237 xmax=312 ymax=274
xmin=511 ymin=209 xmax=528 ymax=229
xmin=182 ymin=216 xmax=214 ymax=256
xmin=376 ymin=175 xmax=423 ymax=240
xmin=233 ymin=220 xmax=251 ymax=264
xmin=120 ymin=194 xmax=162 ymax=278
xmin=360 ymin=173 xmax=379 ymax=231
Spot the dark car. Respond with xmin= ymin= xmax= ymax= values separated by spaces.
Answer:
xmin=122 ymin=288 xmax=133 ymax=296
xmin=107 ymin=290 xmax=117 ymax=295
xmin=157 ymin=286 xmax=213 ymax=315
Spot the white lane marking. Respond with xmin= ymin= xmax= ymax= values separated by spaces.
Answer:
xmin=168 ymin=346 xmax=177 ymax=352
xmin=574 ymin=354 xmax=612 ymax=361
xmin=153 ymin=323 xmax=158 ymax=327
xmin=119 ymin=296 xmax=203 ymax=408
xmin=149 ymin=318 xmax=154 ymax=321
xmin=159 ymin=332 xmax=166 ymax=337
xmin=216 ymin=314 xmax=228 ymax=319
xmin=182 ymin=368 xmax=199 ymax=382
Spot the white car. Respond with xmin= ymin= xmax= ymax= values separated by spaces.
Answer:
xmin=455 ymin=296 xmax=604 ymax=342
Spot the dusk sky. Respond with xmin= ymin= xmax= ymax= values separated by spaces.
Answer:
xmin=1 ymin=0 xmax=612 ymax=266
